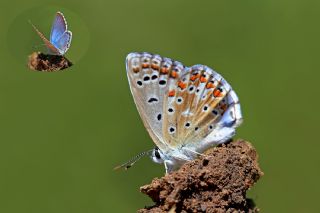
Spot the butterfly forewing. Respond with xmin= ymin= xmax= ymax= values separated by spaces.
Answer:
xmin=30 ymin=23 xmax=61 ymax=55
xmin=50 ymin=12 xmax=68 ymax=44
xmin=126 ymin=53 xmax=173 ymax=151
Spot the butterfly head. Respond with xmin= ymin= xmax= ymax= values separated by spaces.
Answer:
xmin=150 ymin=147 xmax=166 ymax=164
xmin=114 ymin=147 xmax=167 ymax=171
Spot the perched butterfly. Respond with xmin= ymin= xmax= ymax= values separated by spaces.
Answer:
xmin=116 ymin=52 xmax=243 ymax=173
xmin=30 ymin=11 xmax=72 ymax=55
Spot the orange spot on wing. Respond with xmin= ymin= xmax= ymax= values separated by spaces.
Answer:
xmin=168 ymin=90 xmax=176 ymax=97
xmin=177 ymin=81 xmax=187 ymax=90
xmin=170 ymin=71 xmax=178 ymax=78
xmin=200 ymin=76 xmax=207 ymax=83
xmin=190 ymin=74 xmax=200 ymax=81
xmin=142 ymin=63 xmax=149 ymax=68
xmin=160 ymin=67 xmax=169 ymax=74
xmin=206 ymin=82 xmax=214 ymax=89
xmin=132 ymin=67 xmax=140 ymax=73
xmin=213 ymin=90 xmax=221 ymax=97
xmin=151 ymin=64 xmax=159 ymax=70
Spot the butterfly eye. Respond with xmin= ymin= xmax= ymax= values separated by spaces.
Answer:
xmin=154 ymin=148 xmax=161 ymax=159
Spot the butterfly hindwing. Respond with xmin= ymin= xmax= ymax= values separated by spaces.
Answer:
xmin=162 ymin=63 xmax=242 ymax=148
xmin=30 ymin=23 xmax=60 ymax=55
xmin=53 ymin=31 xmax=72 ymax=55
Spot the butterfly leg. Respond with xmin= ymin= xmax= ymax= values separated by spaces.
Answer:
xmin=164 ymin=160 xmax=174 ymax=174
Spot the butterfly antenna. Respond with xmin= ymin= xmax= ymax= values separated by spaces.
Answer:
xmin=114 ymin=149 xmax=153 ymax=171
xmin=28 ymin=19 xmax=44 ymax=37
xmin=28 ymin=19 xmax=36 ymax=29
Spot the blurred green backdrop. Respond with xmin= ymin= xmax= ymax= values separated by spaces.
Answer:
xmin=0 ymin=0 xmax=319 ymax=212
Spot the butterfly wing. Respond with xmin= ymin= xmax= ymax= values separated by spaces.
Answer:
xmin=161 ymin=63 xmax=242 ymax=150
xmin=126 ymin=52 xmax=243 ymax=155
xmin=126 ymin=52 xmax=185 ymax=152
xmin=50 ymin=12 xmax=67 ymax=44
xmin=30 ymin=23 xmax=60 ymax=55
xmin=53 ymin=31 xmax=72 ymax=55
xmin=50 ymin=12 xmax=71 ymax=55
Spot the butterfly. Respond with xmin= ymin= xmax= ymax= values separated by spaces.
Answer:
xmin=116 ymin=52 xmax=243 ymax=173
xmin=30 ymin=11 xmax=72 ymax=55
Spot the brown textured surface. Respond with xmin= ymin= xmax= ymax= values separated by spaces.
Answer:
xmin=27 ymin=52 xmax=72 ymax=72
xmin=138 ymin=140 xmax=263 ymax=213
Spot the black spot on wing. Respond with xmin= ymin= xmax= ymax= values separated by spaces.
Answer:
xmin=143 ymin=76 xmax=150 ymax=81
xmin=159 ymin=80 xmax=166 ymax=85
xmin=148 ymin=97 xmax=158 ymax=103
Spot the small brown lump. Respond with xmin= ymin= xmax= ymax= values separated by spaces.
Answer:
xmin=139 ymin=140 xmax=263 ymax=213
xmin=27 ymin=52 xmax=72 ymax=72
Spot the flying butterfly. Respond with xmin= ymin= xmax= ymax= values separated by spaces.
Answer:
xmin=30 ymin=11 xmax=72 ymax=55
xmin=116 ymin=52 xmax=243 ymax=173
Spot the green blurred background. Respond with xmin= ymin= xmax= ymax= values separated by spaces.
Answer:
xmin=0 ymin=0 xmax=319 ymax=212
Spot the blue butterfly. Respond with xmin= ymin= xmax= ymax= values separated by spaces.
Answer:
xmin=31 ymin=11 xmax=72 ymax=55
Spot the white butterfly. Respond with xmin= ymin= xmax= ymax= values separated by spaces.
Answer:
xmin=116 ymin=52 xmax=243 ymax=173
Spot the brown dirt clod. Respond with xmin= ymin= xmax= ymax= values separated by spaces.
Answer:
xmin=27 ymin=52 xmax=72 ymax=72
xmin=138 ymin=139 xmax=263 ymax=213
